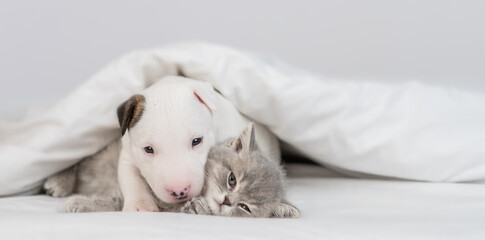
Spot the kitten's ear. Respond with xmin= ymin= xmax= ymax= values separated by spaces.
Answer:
xmin=232 ymin=122 xmax=257 ymax=154
xmin=269 ymin=202 xmax=300 ymax=218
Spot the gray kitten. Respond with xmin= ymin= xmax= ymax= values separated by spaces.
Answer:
xmin=44 ymin=124 xmax=299 ymax=218
xmin=178 ymin=123 xmax=299 ymax=218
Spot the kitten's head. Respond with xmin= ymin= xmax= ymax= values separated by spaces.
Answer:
xmin=202 ymin=123 xmax=299 ymax=218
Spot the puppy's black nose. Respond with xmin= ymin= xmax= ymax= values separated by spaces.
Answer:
xmin=221 ymin=196 xmax=231 ymax=206
xmin=168 ymin=186 xmax=190 ymax=199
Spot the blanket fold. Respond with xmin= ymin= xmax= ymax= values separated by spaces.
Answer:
xmin=1 ymin=42 xmax=485 ymax=196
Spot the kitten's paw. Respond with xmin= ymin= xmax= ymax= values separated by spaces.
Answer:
xmin=44 ymin=175 xmax=75 ymax=198
xmin=180 ymin=201 xmax=197 ymax=214
xmin=181 ymin=198 xmax=212 ymax=215
xmin=123 ymin=198 xmax=159 ymax=212
xmin=64 ymin=196 xmax=93 ymax=213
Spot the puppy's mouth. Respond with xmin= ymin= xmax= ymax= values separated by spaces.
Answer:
xmin=153 ymin=192 xmax=192 ymax=204
xmin=167 ymin=194 xmax=193 ymax=203
xmin=175 ymin=195 xmax=192 ymax=202
xmin=175 ymin=195 xmax=188 ymax=200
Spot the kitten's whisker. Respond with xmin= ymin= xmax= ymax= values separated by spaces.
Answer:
xmin=204 ymin=175 xmax=223 ymax=197
xmin=207 ymin=177 xmax=221 ymax=195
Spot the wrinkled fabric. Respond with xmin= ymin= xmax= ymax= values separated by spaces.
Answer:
xmin=1 ymin=42 xmax=485 ymax=196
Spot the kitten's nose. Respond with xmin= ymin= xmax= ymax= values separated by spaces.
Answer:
xmin=221 ymin=196 xmax=231 ymax=206
xmin=167 ymin=185 xmax=191 ymax=200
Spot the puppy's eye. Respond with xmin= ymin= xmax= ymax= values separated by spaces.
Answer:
xmin=192 ymin=137 xmax=203 ymax=147
xmin=238 ymin=203 xmax=251 ymax=213
xmin=144 ymin=146 xmax=154 ymax=154
xmin=227 ymin=172 xmax=237 ymax=188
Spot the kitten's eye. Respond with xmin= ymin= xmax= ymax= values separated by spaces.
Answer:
xmin=192 ymin=137 xmax=203 ymax=147
xmin=227 ymin=172 xmax=237 ymax=188
xmin=238 ymin=203 xmax=251 ymax=213
xmin=144 ymin=146 xmax=154 ymax=154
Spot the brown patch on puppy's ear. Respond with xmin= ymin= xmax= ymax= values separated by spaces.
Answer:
xmin=117 ymin=94 xmax=145 ymax=136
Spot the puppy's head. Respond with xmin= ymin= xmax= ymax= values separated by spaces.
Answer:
xmin=118 ymin=77 xmax=217 ymax=203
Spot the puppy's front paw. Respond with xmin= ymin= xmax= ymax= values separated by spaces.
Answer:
xmin=123 ymin=198 xmax=159 ymax=212
xmin=181 ymin=197 xmax=212 ymax=215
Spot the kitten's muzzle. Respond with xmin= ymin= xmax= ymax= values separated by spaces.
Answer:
xmin=221 ymin=196 xmax=231 ymax=206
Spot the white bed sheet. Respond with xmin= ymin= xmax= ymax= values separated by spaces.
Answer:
xmin=1 ymin=164 xmax=483 ymax=240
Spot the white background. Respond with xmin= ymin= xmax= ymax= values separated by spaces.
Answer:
xmin=1 ymin=0 xmax=484 ymax=111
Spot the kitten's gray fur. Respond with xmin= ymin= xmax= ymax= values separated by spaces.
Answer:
xmin=43 ymin=141 xmax=123 ymax=212
xmin=44 ymin=124 xmax=299 ymax=218
xmin=179 ymin=123 xmax=299 ymax=218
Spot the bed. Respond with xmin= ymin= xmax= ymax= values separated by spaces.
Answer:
xmin=1 ymin=163 xmax=484 ymax=239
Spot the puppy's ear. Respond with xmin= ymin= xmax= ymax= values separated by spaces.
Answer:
xmin=231 ymin=122 xmax=257 ymax=155
xmin=193 ymin=82 xmax=217 ymax=113
xmin=117 ymin=94 xmax=145 ymax=136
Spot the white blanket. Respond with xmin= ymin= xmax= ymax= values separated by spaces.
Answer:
xmin=1 ymin=42 xmax=485 ymax=196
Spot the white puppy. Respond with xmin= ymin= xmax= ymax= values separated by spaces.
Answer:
xmin=45 ymin=76 xmax=280 ymax=212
